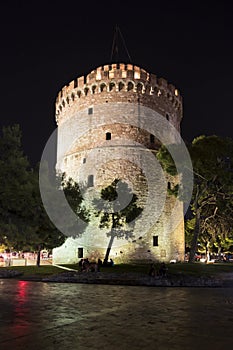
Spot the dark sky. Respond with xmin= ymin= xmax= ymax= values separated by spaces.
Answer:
xmin=1 ymin=0 xmax=233 ymax=165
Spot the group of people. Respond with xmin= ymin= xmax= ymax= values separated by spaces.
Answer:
xmin=78 ymin=257 xmax=114 ymax=272
xmin=78 ymin=258 xmax=98 ymax=272
xmin=148 ymin=262 xmax=168 ymax=278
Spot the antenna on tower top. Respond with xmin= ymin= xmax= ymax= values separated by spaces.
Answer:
xmin=110 ymin=25 xmax=132 ymax=63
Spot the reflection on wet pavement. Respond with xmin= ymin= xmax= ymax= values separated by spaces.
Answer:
xmin=0 ymin=280 xmax=233 ymax=349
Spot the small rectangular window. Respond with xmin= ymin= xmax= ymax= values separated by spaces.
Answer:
xmin=78 ymin=248 xmax=83 ymax=258
xmin=153 ymin=235 xmax=158 ymax=246
xmin=88 ymin=107 xmax=93 ymax=115
xmin=150 ymin=134 xmax=155 ymax=143
xmin=106 ymin=132 xmax=111 ymax=140
xmin=87 ymin=174 xmax=94 ymax=187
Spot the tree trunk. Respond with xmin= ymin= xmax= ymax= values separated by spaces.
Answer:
xmin=189 ymin=209 xmax=200 ymax=262
xmin=104 ymin=233 xmax=115 ymax=264
xmin=104 ymin=213 xmax=117 ymax=264
xmin=189 ymin=184 xmax=200 ymax=263
xmin=36 ymin=246 xmax=41 ymax=267
xmin=217 ymin=246 xmax=221 ymax=259
xmin=206 ymin=241 xmax=211 ymax=263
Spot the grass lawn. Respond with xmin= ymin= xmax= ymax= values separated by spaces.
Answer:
xmin=164 ymin=262 xmax=233 ymax=276
xmin=62 ymin=261 xmax=233 ymax=277
xmin=0 ymin=265 xmax=64 ymax=278
xmin=1 ymin=262 xmax=233 ymax=279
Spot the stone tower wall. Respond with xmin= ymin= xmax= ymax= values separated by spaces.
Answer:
xmin=53 ymin=63 xmax=185 ymax=264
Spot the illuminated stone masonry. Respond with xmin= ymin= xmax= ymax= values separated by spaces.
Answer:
xmin=52 ymin=63 xmax=185 ymax=264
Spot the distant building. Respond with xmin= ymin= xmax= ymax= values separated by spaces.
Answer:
xmin=53 ymin=63 xmax=184 ymax=264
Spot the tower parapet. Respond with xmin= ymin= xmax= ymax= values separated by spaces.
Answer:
xmin=55 ymin=63 xmax=182 ymax=126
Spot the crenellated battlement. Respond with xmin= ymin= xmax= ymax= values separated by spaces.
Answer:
xmin=55 ymin=63 xmax=182 ymax=122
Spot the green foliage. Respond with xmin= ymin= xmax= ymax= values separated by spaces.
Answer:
xmin=98 ymin=179 xmax=143 ymax=229
xmin=156 ymin=143 xmax=193 ymax=203
xmin=0 ymin=124 xmax=35 ymax=250
xmin=101 ymin=179 xmax=119 ymax=202
xmin=94 ymin=179 xmax=143 ymax=261
xmin=0 ymin=124 xmax=88 ymax=253
xmin=187 ymin=135 xmax=233 ymax=259
xmin=35 ymin=166 xmax=89 ymax=246
xmin=61 ymin=174 xmax=90 ymax=225
xmin=156 ymin=145 xmax=178 ymax=176
xmin=185 ymin=218 xmax=195 ymax=247
xmin=157 ymin=135 xmax=233 ymax=260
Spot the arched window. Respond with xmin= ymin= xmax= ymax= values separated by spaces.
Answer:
xmin=136 ymin=83 xmax=143 ymax=93
xmin=100 ymin=83 xmax=107 ymax=92
xmin=109 ymin=82 xmax=115 ymax=91
xmin=119 ymin=82 xmax=125 ymax=91
xmin=145 ymin=85 xmax=151 ymax=94
xmin=127 ymin=82 xmax=134 ymax=91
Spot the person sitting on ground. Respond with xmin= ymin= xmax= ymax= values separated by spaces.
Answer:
xmin=94 ymin=262 xmax=99 ymax=272
xmin=82 ymin=258 xmax=90 ymax=272
xmin=159 ymin=262 xmax=167 ymax=277
xmin=97 ymin=258 xmax=103 ymax=267
xmin=103 ymin=259 xmax=108 ymax=267
xmin=96 ymin=259 xmax=102 ymax=272
xmin=78 ymin=258 xmax=83 ymax=270
xmin=148 ymin=263 xmax=156 ymax=277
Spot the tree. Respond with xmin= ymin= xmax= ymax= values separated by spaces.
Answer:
xmin=187 ymin=135 xmax=233 ymax=261
xmin=30 ymin=165 xmax=62 ymax=266
xmin=156 ymin=143 xmax=193 ymax=204
xmin=156 ymin=136 xmax=233 ymax=262
xmin=0 ymin=124 xmax=89 ymax=266
xmin=0 ymin=124 xmax=36 ymax=251
xmin=33 ymin=164 xmax=89 ymax=266
xmin=94 ymin=179 xmax=142 ymax=263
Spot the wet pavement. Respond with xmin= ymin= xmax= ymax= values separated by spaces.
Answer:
xmin=0 ymin=280 xmax=233 ymax=349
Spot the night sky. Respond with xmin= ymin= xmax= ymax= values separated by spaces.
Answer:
xmin=1 ymin=0 xmax=233 ymax=165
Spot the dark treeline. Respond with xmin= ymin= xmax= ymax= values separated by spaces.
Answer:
xmin=157 ymin=135 xmax=233 ymax=262
xmin=0 ymin=124 xmax=85 ymax=265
